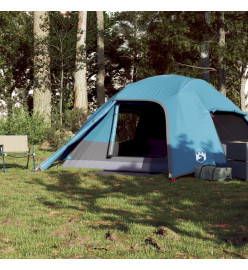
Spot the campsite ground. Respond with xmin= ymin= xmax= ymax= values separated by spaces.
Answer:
xmin=0 ymin=147 xmax=247 ymax=259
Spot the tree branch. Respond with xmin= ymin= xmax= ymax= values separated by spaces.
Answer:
xmin=173 ymin=59 xmax=217 ymax=71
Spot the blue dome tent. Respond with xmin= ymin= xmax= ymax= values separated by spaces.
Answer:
xmin=37 ymin=75 xmax=248 ymax=179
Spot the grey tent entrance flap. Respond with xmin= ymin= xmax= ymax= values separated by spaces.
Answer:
xmin=89 ymin=170 xmax=161 ymax=176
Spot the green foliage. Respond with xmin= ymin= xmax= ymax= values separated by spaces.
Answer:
xmin=45 ymin=108 xmax=88 ymax=149
xmin=0 ymin=106 xmax=87 ymax=148
xmin=50 ymin=11 xmax=78 ymax=111
xmin=104 ymin=11 xmax=210 ymax=94
xmin=62 ymin=108 xmax=88 ymax=133
xmin=0 ymin=107 xmax=48 ymax=144
xmin=1 ymin=10 xmax=248 ymax=116
xmin=225 ymin=12 xmax=248 ymax=100
xmin=49 ymin=130 xmax=74 ymax=149
xmin=86 ymin=11 xmax=97 ymax=53
xmin=0 ymin=12 xmax=33 ymax=111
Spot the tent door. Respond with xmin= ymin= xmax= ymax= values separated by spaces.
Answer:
xmin=111 ymin=101 xmax=168 ymax=159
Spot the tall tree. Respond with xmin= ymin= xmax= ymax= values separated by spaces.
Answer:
xmin=200 ymin=12 xmax=211 ymax=82
xmin=96 ymin=11 xmax=105 ymax=107
xmin=33 ymin=11 xmax=51 ymax=122
xmin=217 ymin=11 xmax=226 ymax=95
xmin=224 ymin=12 xmax=248 ymax=110
xmin=0 ymin=12 xmax=33 ymax=115
xmin=50 ymin=11 xmax=78 ymax=122
xmin=73 ymin=11 xmax=88 ymax=112
xmin=240 ymin=67 xmax=248 ymax=112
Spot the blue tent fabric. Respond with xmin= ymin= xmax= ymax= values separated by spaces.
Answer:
xmin=38 ymin=98 xmax=116 ymax=170
xmin=37 ymin=75 xmax=247 ymax=178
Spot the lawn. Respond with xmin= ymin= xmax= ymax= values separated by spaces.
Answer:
xmin=0 ymin=147 xmax=247 ymax=259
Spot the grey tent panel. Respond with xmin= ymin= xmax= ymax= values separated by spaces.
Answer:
xmin=64 ymin=140 xmax=168 ymax=173
xmin=89 ymin=171 xmax=160 ymax=176
xmin=63 ymin=158 xmax=168 ymax=173
xmin=68 ymin=140 xmax=117 ymax=161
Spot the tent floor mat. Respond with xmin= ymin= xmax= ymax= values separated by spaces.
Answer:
xmin=89 ymin=170 xmax=163 ymax=176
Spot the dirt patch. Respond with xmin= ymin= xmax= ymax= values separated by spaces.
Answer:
xmin=67 ymin=218 xmax=81 ymax=223
xmin=35 ymin=157 xmax=46 ymax=162
xmin=224 ymin=234 xmax=248 ymax=246
xmin=175 ymin=252 xmax=198 ymax=259
xmin=0 ymin=234 xmax=12 ymax=243
xmin=29 ymin=226 xmax=42 ymax=232
xmin=49 ymin=219 xmax=81 ymax=239
xmin=154 ymin=226 xmax=181 ymax=240
xmin=145 ymin=237 xmax=165 ymax=253
xmin=49 ymin=218 xmax=99 ymax=250
xmin=39 ymin=141 xmax=52 ymax=150
xmin=213 ymin=222 xmax=231 ymax=232
xmin=130 ymin=243 xmax=140 ymax=251
xmin=1 ymin=217 xmax=26 ymax=228
xmin=58 ymin=235 xmax=93 ymax=248
xmin=1 ymin=218 xmax=11 ymax=226
xmin=0 ymin=247 xmax=16 ymax=255
xmin=106 ymin=231 xmax=118 ymax=241
xmin=222 ymin=248 xmax=247 ymax=259
xmin=48 ymin=211 xmax=57 ymax=217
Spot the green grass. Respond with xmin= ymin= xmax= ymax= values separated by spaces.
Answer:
xmin=0 ymin=147 xmax=248 ymax=259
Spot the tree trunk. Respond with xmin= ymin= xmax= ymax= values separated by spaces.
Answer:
xmin=240 ymin=72 xmax=248 ymax=113
xmin=74 ymin=11 xmax=88 ymax=113
xmin=217 ymin=11 xmax=226 ymax=96
xmin=33 ymin=11 xmax=51 ymax=122
xmin=200 ymin=11 xmax=211 ymax=83
xmin=96 ymin=11 xmax=105 ymax=108
xmin=132 ymin=66 xmax=137 ymax=83
xmin=60 ymin=65 xmax=64 ymax=125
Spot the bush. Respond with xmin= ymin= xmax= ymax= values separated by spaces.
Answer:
xmin=45 ymin=108 xmax=88 ymax=149
xmin=49 ymin=130 xmax=74 ymax=149
xmin=0 ymin=107 xmax=48 ymax=144
xmin=0 ymin=107 xmax=88 ymax=148
xmin=63 ymin=108 xmax=88 ymax=133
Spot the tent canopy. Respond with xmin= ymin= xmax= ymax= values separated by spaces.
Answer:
xmin=37 ymin=75 xmax=248 ymax=178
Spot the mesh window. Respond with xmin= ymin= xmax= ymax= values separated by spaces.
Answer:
xmin=116 ymin=112 xmax=140 ymax=143
xmin=212 ymin=112 xmax=248 ymax=142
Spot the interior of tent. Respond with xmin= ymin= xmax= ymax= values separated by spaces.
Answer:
xmin=113 ymin=102 xmax=167 ymax=158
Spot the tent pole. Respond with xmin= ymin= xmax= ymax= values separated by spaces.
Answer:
xmin=107 ymin=104 xmax=120 ymax=158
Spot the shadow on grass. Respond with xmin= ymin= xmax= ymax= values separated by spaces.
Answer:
xmin=0 ymin=163 xmax=29 ymax=170
xmin=29 ymin=169 xmax=248 ymax=247
xmin=38 ymin=148 xmax=57 ymax=153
